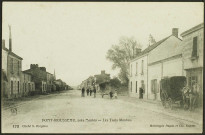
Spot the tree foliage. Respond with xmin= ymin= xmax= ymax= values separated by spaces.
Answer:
xmin=106 ymin=36 xmax=142 ymax=85
xmin=109 ymin=77 xmax=121 ymax=88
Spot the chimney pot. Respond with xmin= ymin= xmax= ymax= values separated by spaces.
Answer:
xmin=172 ymin=28 xmax=178 ymax=38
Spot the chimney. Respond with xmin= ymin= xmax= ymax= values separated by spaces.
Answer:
xmin=2 ymin=39 xmax=5 ymax=49
xmin=172 ymin=28 xmax=178 ymax=38
xmin=8 ymin=25 xmax=12 ymax=52
xmin=101 ymin=70 xmax=105 ymax=75
xmin=135 ymin=48 xmax=141 ymax=55
xmin=30 ymin=64 xmax=39 ymax=69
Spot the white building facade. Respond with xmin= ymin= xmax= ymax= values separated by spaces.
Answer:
xmin=148 ymin=35 xmax=184 ymax=100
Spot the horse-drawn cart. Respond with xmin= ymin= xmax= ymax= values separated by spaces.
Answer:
xmin=160 ymin=76 xmax=186 ymax=109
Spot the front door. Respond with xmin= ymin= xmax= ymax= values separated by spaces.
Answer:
xmin=11 ymin=81 xmax=13 ymax=96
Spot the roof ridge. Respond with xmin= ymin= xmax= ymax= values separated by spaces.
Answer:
xmin=130 ymin=35 xmax=171 ymax=62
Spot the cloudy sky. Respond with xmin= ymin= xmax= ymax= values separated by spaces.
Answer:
xmin=2 ymin=2 xmax=203 ymax=86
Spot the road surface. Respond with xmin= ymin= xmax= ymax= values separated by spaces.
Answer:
xmin=2 ymin=90 xmax=202 ymax=133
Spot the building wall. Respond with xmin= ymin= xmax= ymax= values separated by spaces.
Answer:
xmin=21 ymin=73 xmax=35 ymax=96
xmin=148 ymin=57 xmax=184 ymax=100
xmin=7 ymin=54 xmax=22 ymax=98
xmin=181 ymin=24 xmax=203 ymax=105
xmin=182 ymin=28 xmax=203 ymax=69
xmin=148 ymin=63 xmax=161 ymax=100
xmin=149 ymin=36 xmax=183 ymax=64
xmin=147 ymin=35 xmax=183 ymax=100
xmin=24 ymin=67 xmax=47 ymax=93
xmin=129 ymin=55 xmax=148 ymax=99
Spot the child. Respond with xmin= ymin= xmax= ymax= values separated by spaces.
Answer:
xmin=114 ymin=90 xmax=118 ymax=99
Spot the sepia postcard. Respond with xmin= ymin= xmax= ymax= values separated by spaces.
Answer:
xmin=1 ymin=2 xmax=204 ymax=134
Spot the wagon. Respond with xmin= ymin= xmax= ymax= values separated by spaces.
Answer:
xmin=160 ymin=76 xmax=186 ymax=109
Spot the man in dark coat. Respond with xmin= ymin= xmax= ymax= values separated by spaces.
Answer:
xmin=90 ymin=89 xmax=92 ymax=96
xmin=93 ymin=87 xmax=97 ymax=98
xmin=139 ymin=87 xmax=143 ymax=99
xmin=86 ymin=88 xmax=89 ymax=96
xmin=82 ymin=87 xmax=85 ymax=97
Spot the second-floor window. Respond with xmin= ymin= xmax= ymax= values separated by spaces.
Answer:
xmin=141 ymin=60 xmax=144 ymax=74
xmin=192 ymin=36 xmax=198 ymax=58
xmin=17 ymin=61 xmax=20 ymax=75
xmin=130 ymin=64 xmax=132 ymax=76
xmin=10 ymin=58 xmax=14 ymax=73
xmin=136 ymin=62 xmax=138 ymax=75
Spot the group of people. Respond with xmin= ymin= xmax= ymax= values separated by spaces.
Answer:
xmin=181 ymin=80 xmax=200 ymax=111
xmin=81 ymin=86 xmax=97 ymax=98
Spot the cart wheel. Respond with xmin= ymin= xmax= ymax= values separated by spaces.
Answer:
xmin=179 ymin=100 xmax=183 ymax=108
xmin=168 ymin=98 xmax=173 ymax=109
xmin=162 ymin=100 xmax=166 ymax=108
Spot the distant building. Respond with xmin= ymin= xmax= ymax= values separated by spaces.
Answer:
xmin=23 ymin=64 xmax=47 ymax=93
xmin=53 ymin=79 xmax=67 ymax=91
xmin=94 ymin=70 xmax=111 ymax=91
xmin=181 ymin=23 xmax=204 ymax=104
xmin=21 ymin=72 xmax=35 ymax=96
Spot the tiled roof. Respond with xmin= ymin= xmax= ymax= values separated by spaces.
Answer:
xmin=130 ymin=36 xmax=171 ymax=62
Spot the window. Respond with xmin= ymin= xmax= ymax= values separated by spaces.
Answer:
xmin=151 ymin=79 xmax=158 ymax=94
xmin=11 ymin=81 xmax=13 ymax=95
xmin=141 ymin=80 xmax=145 ymax=93
xmin=17 ymin=61 xmax=20 ymax=75
xmin=189 ymin=76 xmax=198 ymax=88
xmin=136 ymin=81 xmax=138 ymax=93
xmin=141 ymin=60 xmax=144 ymax=74
xmin=136 ymin=62 xmax=138 ymax=75
xmin=130 ymin=64 xmax=132 ymax=76
xmin=192 ymin=36 xmax=198 ymax=58
xmin=130 ymin=82 xmax=132 ymax=92
xmin=17 ymin=81 xmax=20 ymax=94
xmin=10 ymin=58 xmax=14 ymax=73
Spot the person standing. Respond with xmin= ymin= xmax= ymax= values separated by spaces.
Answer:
xmin=189 ymin=81 xmax=199 ymax=111
xmin=93 ymin=86 xmax=96 ymax=98
xmin=109 ymin=90 xmax=113 ymax=99
xmin=90 ymin=88 xmax=92 ymax=96
xmin=81 ymin=87 xmax=85 ymax=97
xmin=139 ymin=87 xmax=143 ymax=99
xmin=86 ymin=88 xmax=89 ymax=96
xmin=114 ymin=89 xmax=118 ymax=99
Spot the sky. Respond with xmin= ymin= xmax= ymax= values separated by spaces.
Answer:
xmin=2 ymin=2 xmax=204 ymax=86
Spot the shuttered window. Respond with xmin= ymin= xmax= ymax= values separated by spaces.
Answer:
xmin=192 ymin=36 xmax=198 ymax=57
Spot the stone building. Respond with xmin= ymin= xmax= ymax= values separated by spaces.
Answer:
xmin=23 ymin=64 xmax=47 ymax=94
xmin=2 ymin=26 xmax=23 ymax=99
xmin=21 ymin=72 xmax=35 ymax=96
xmin=46 ymin=72 xmax=55 ymax=92
xmin=181 ymin=23 xmax=204 ymax=104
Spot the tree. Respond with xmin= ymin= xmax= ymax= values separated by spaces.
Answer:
xmin=106 ymin=36 xmax=142 ymax=85
xmin=109 ymin=77 xmax=121 ymax=88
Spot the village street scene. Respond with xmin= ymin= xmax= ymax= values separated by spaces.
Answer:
xmin=1 ymin=2 xmax=204 ymax=134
